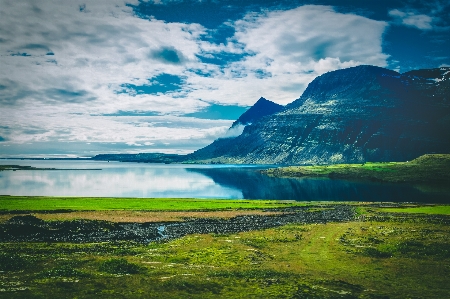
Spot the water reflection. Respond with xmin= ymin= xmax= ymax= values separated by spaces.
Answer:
xmin=186 ymin=167 xmax=450 ymax=202
xmin=0 ymin=160 xmax=242 ymax=198
xmin=0 ymin=160 xmax=449 ymax=202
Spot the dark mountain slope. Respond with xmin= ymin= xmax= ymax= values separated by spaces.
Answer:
xmin=231 ymin=97 xmax=283 ymax=127
xmin=186 ymin=97 xmax=284 ymax=162
xmin=186 ymin=65 xmax=450 ymax=164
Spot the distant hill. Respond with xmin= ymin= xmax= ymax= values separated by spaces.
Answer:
xmin=185 ymin=65 xmax=450 ymax=164
xmin=92 ymin=153 xmax=183 ymax=163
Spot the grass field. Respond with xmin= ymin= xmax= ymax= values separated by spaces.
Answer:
xmin=1 ymin=200 xmax=449 ymax=298
xmin=264 ymin=154 xmax=450 ymax=184
xmin=1 ymin=213 xmax=449 ymax=298
xmin=379 ymin=205 xmax=450 ymax=215
xmin=0 ymin=196 xmax=305 ymax=211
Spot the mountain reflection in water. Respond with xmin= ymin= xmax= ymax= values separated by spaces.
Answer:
xmin=0 ymin=160 xmax=448 ymax=202
xmin=186 ymin=167 xmax=450 ymax=202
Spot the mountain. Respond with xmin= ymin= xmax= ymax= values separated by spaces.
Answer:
xmin=186 ymin=65 xmax=450 ymax=165
xmin=185 ymin=97 xmax=284 ymax=162
xmin=231 ymin=97 xmax=283 ymax=128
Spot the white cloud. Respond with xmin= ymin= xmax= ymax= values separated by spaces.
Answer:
xmin=0 ymin=105 xmax=231 ymax=143
xmin=389 ymin=9 xmax=434 ymax=30
xmin=235 ymin=6 xmax=387 ymax=63
xmin=0 ymin=0 xmax=223 ymax=154
xmin=219 ymin=124 xmax=246 ymax=139
xmin=0 ymin=0 xmax=207 ymax=112
xmin=234 ymin=6 xmax=388 ymax=69
xmin=0 ymin=1 xmax=389 ymax=155
xmin=185 ymin=5 xmax=388 ymax=105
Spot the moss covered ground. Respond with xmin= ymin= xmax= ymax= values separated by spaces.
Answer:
xmin=263 ymin=154 xmax=450 ymax=184
xmin=0 ymin=204 xmax=449 ymax=298
xmin=379 ymin=205 xmax=450 ymax=215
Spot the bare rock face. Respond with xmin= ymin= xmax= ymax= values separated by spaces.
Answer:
xmin=187 ymin=65 xmax=450 ymax=165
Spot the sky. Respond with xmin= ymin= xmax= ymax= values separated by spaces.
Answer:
xmin=0 ymin=0 xmax=449 ymax=157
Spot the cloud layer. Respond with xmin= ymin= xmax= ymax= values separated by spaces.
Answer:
xmin=0 ymin=1 xmax=390 ymax=156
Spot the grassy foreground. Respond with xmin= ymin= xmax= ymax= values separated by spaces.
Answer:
xmin=263 ymin=154 xmax=450 ymax=184
xmin=378 ymin=205 xmax=450 ymax=215
xmin=1 ymin=202 xmax=449 ymax=298
xmin=0 ymin=196 xmax=304 ymax=211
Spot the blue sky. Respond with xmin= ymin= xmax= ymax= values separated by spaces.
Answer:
xmin=0 ymin=0 xmax=449 ymax=157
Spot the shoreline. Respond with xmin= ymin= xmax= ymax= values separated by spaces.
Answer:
xmin=263 ymin=154 xmax=450 ymax=184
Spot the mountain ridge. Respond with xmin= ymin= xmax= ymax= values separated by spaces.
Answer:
xmin=186 ymin=65 xmax=450 ymax=165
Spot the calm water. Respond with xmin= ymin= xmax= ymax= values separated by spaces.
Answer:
xmin=0 ymin=160 xmax=449 ymax=202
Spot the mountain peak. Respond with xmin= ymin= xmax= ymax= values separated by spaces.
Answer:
xmin=286 ymin=65 xmax=400 ymax=110
xmin=232 ymin=97 xmax=283 ymax=127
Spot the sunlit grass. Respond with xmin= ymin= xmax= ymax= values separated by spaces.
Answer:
xmin=0 ymin=196 xmax=306 ymax=211
xmin=1 ymin=200 xmax=449 ymax=298
xmin=380 ymin=205 xmax=450 ymax=215
xmin=1 ymin=217 xmax=449 ymax=298
xmin=264 ymin=154 xmax=450 ymax=184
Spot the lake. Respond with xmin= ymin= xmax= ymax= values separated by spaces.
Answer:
xmin=0 ymin=159 xmax=449 ymax=202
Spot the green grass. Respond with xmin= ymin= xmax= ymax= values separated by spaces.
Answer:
xmin=264 ymin=154 xmax=450 ymax=184
xmin=380 ymin=205 xmax=450 ymax=215
xmin=1 ymin=216 xmax=449 ymax=298
xmin=98 ymin=258 xmax=143 ymax=274
xmin=1 ymin=202 xmax=449 ymax=298
xmin=0 ymin=196 xmax=305 ymax=211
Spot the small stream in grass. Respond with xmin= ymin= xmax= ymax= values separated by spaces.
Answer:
xmin=0 ymin=159 xmax=448 ymax=202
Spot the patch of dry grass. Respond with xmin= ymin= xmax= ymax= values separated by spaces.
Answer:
xmin=0 ymin=210 xmax=283 ymax=223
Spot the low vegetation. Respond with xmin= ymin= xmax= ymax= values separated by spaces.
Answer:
xmin=263 ymin=154 xmax=450 ymax=184
xmin=0 ymin=203 xmax=449 ymax=298
xmin=98 ymin=258 xmax=143 ymax=275
xmin=379 ymin=205 xmax=450 ymax=215
xmin=0 ymin=196 xmax=305 ymax=212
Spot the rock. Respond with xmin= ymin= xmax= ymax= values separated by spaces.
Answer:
xmin=0 ymin=206 xmax=356 ymax=243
